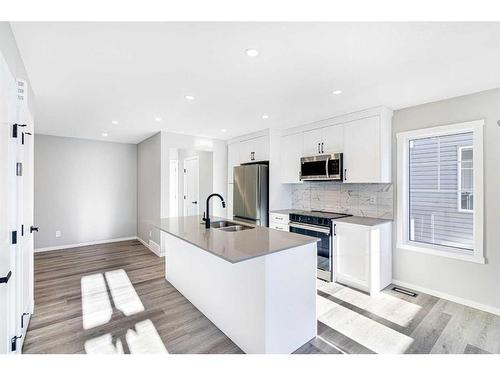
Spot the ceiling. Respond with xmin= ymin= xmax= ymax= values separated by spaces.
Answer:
xmin=11 ymin=22 xmax=500 ymax=144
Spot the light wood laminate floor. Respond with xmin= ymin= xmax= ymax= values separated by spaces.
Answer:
xmin=24 ymin=240 xmax=500 ymax=354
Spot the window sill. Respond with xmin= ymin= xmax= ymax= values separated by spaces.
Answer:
xmin=397 ymin=243 xmax=485 ymax=264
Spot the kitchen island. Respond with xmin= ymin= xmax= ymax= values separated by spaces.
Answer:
xmin=153 ymin=215 xmax=318 ymax=354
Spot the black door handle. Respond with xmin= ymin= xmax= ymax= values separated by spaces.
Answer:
xmin=0 ymin=271 xmax=12 ymax=284
xmin=192 ymin=201 xmax=197 ymax=204
xmin=30 ymin=226 xmax=39 ymax=233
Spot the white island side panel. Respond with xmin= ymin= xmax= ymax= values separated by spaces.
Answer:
xmin=164 ymin=233 xmax=316 ymax=353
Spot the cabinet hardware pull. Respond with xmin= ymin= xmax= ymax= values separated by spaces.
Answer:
xmin=317 ymin=143 xmax=320 ymax=153
xmin=321 ymin=142 xmax=324 ymax=153
xmin=344 ymin=169 xmax=347 ymax=181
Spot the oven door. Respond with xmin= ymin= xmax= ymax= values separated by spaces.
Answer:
xmin=289 ymin=222 xmax=332 ymax=281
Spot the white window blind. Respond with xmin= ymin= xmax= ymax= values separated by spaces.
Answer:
xmin=408 ymin=132 xmax=473 ymax=251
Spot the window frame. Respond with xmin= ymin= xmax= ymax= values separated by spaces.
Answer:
xmin=396 ymin=120 xmax=484 ymax=264
xmin=457 ymin=145 xmax=474 ymax=213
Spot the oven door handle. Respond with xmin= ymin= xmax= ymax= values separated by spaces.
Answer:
xmin=289 ymin=222 xmax=331 ymax=234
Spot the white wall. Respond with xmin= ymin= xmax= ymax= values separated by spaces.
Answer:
xmin=136 ymin=131 xmax=227 ymax=253
xmin=34 ymin=135 xmax=137 ymax=249
xmin=161 ymin=131 xmax=227 ymax=218
xmin=392 ymin=87 xmax=500 ymax=312
xmin=0 ymin=22 xmax=34 ymax=113
xmin=137 ymin=132 xmax=162 ymax=247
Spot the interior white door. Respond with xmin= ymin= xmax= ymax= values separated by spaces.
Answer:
xmin=169 ymin=159 xmax=179 ymax=217
xmin=343 ymin=116 xmax=381 ymax=183
xmin=13 ymin=92 xmax=35 ymax=353
xmin=183 ymin=157 xmax=199 ymax=216
xmin=0 ymin=53 xmax=18 ymax=354
xmin=0 ymin=54 xmax=33 ymax=354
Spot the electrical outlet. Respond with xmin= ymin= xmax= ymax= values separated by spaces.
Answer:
xmin=149 ymin=230 xmax=152 ymax=237
xmin=55 ymin=230 xmax=61 ymax=238
xmin=369 ymin=196 xmax=377 ymax=204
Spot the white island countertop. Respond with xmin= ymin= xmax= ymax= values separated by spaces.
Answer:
xmin=151 ymin=215 xmax=318 ymax=263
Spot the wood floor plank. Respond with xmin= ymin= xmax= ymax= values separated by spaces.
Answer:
xmin=24 ymin=240 xmax=500 ymax=354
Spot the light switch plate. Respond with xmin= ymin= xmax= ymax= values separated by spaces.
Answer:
xmin=55 ymin=230 xmax=61 ymax=238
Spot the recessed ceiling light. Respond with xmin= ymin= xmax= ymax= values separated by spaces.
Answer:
xmin=102 ymin=132 xmax=108 ymax=137
xmin=185 ymin=95 xmax=195 ymax=101
xmin=221 ymin=129 xmax=227 ymax=133
xmin=332 ymin=90 xmax=343 ymax=95
xmin=111 ymin=120 xmax=118 ymax=125
xmin=262 ymin=114 xmax=269 ymax=119
xmin=245 ymin=48 xmax=259 ymax=57
xmin=154 ymin=117 xmax=162 ymax=122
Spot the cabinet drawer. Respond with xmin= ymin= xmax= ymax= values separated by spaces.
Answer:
xmin=270 ymin=223 xmax=289 ymax=232
xmin=269 ymin=212 xmax=289 ymax=223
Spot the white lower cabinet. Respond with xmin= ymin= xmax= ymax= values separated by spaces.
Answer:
xmin=269 ymin=212 xmax=290 ymax=232
xmin=333 ymin=221 xmax=392 ymax=295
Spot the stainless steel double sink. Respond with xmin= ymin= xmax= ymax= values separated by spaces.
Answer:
xmin=210 ymin=220 xmax=253 ymax=232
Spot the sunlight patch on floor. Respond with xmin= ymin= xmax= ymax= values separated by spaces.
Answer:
xmin=84 ymin=320 xmax=168 ymax=354
xmin=126 ymin=319 xmax=168 ymax=354
xmin=81 ymin=273 xmax=112 ymax=329
xmin=105 ymin=269 xmax=145 ymax=316
xmin=320 ymin=284 xmax=422 ymax=328
xmin=317 ymin=294 xmax=414 ymax=354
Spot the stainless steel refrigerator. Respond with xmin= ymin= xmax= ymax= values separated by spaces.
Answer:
xmin=233 ymin=164 xmax=269 ymax=226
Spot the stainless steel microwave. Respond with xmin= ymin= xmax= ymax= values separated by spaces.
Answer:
xmin=300 ymin=153 xmax=343 ymax=181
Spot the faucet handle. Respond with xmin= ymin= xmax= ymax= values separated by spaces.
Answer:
xmin=202 ymin=211 xmax=206 ymax=221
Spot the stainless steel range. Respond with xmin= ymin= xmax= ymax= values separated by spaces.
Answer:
xmin=289 ymin=210 xmax=351 ymax=282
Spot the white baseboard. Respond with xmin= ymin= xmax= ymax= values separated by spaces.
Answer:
xmin=34 ymin=236 xmax=138 ymax=253
xmin=137 ymin=237 xmax=164 ymax=257
xmin=392 ymin=279 xmax=500 ymax=316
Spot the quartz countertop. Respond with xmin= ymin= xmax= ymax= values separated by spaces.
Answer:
xmin=333 ymin=216 xmax=392 ymax=227
xmin=270 ymin=209 xmax=392 ymax=227
xmin=152 ymin=215 xmax=319 ymax=264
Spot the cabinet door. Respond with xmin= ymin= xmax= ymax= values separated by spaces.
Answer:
xmin=334 ymin=222 xmax=371 ymax=292
xmin=226 ymin=183 xmax=234 ymax=219
xmin=302 ymin=128 xmax=322 ymax=156
xmin=280 ymin=133 xmax=303 ymax=183
xmin=238 ymin=139 xmax=253 ymax=164
xmin=343 ymin=116 xmax=380 ymax=183
xmin=321 ymin=124 xmax=344 ymax=154
xmin=252 ymin=135 xmax=269 ymax=162
xmin=227 ymin=142 xmax=239 ymax=184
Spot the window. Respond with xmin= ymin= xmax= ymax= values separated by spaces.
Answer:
xmin=397 ymin=120 xmax=484 ymax=263
xmin=458 ymin=146 xmax=473 ymax=212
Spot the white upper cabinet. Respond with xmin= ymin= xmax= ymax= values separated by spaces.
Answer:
xmin=343 ymin=115 xmax=391 ymax=183
xmin=302 ymin=125 xmax=344 ymax=155
xmin=302 ymin=128 xmax=323 ymax=155
xmin=239 ymin=135 xmax=269 ymax=164
xmin=321 ymin=125 xmax=344 ymax=154
xmin=227 ymin=142 xmax=239 ymax=184
xmin=280 ymin=132 xmax=303 ymax=184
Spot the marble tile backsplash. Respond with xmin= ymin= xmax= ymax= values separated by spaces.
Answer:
xmin=291 ymin=182 xmax=394 ymax=219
